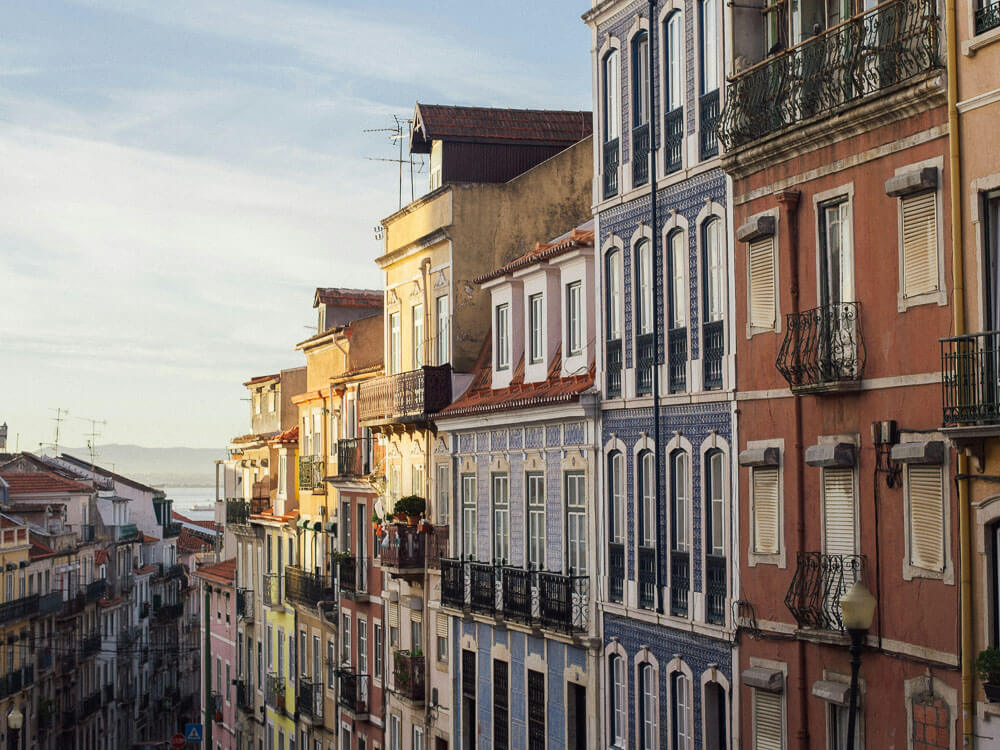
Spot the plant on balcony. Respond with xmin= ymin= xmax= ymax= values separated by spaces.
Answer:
xmin=395 ymin=495 xmax=426 ymax=524
xmin=417 ymin=518 xmax=432 ymax=533
xmin=332 ymin=550 xmax=351 ymax=564
xmin=977 ymin=648 xmax=1000 ymax=701
xmin=371 ymin=510 xmax=382 ymax=530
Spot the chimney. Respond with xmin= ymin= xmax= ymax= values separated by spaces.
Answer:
xmin=0 ymin=423 xmax=7 ymax=452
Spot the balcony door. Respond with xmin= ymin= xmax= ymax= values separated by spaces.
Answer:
xmin=818 ymin=199 xmax=858 ymax=381
xmin=985 ymin=191 xmax=1000 ymax=332
xmin=357 ymin=501 xmax=367 ymax=592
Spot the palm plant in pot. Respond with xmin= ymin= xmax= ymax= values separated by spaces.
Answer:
xmin=977 ymin=648 xmax=1000 ymax=701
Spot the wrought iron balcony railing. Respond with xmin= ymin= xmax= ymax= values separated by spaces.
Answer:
xmin=285 ymin=566 xmax=335 ymax=607
xmin=603 ymin=137 xmax=620 ymax=199
xmin=338 ymin=671 xmax=369 ymax=716
xmin=335 ymin=437 xmax=382 ymax=478
xmin=237 ymin=588 xmax=254 ymax=619
xmin=784 ymin=552 xmax=866 ymax=631
xmin=381 ymin=524 xmax=426 ymax=573
xmin=236 ymin=680 xmax=253 ymax=714
xmin=699 ymin=90 xmax=720 ymax=159
xmin=262 ymin=573 xmax=282 ymax=608
xmin=81 ymin=631 xmax=101 ymax=658
xmin=358 ymin=365 xmax=452 ymax=424
xmin=976 ymin=1 xmax=1000 ymax=34
xmin=438 ymin=559 xmax=589 ymax=633
xmin=608 ymin=542 xmax=625 ymax=603
xmin=297 ymin=676 xmax=324 ymax=721
xmin=298 ymin=455 xmax=325 ymax=491
xmin=226 ymin=497 xmax=269 ymax=525
xmin=718 ymin=0 xmax=940 ymax=150
xmin=638 ymin=546 xmax=656 ymax=610
xmin=706 ymin=554 xmax=727 ymax=625
xmin=703 ymin=319 xmax=724 ymax=390
xmin=265 ymin=673 xmax=286 ymax=713
xmin=38 ymin=591 xmax=61 ymax=615
xmin=154 ymin=602 xmax=184 ymax=621
xmin=668 ymin=327 xmax=687 ymax=393
xmin=941 ymin=331 xmax=1000 ymax=426
xmin=426 ymin=525 xmax=449 ymax=570
xmin=776 ymin=303 xmax=865 ymax=392
xmin=338 ymin=556 xmax=372 ymax=597
xmin=636 ymin=332 xmax=656 ymax=396
xmin=163 ymin=522 xmax=182 ymax=538
xmin=393 ymin=650 xmax=426 ymax=703
xmin=664 ymin=107 xmax=684 ymax=174
xmin=632 ymin=123 xmax=650 ymax=187
xmin=670 ymin=550 xmax=690 ymax=617
xmin=606 ymin=339 xmax=623 ymax=398
xmin=0 ymin=593 xmax=39 ymax=626
xmin=85 ymin=579 xmax=106 ymax=602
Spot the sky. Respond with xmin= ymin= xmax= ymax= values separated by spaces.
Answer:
xmin=0 ymin=0 xmax=593 ymax=452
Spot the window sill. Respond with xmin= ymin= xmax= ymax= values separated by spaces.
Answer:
xmin=963 ymin=24 xmax=1000 ymax=55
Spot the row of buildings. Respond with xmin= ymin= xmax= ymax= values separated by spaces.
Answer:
xmin=204 ymin=0 xmax=1000 ymax=747
xmin=0 ymin=431 xmax=207 ymax=748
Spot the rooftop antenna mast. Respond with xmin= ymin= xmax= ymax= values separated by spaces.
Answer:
xmin=74 ymin=416 xmax=107 ymax=479
xmin=363 ymin=115 xmax=421 ymax=210
xmin=49 ymin=408 xmax=69 ymax=455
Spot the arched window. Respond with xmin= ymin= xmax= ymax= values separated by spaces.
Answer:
xmin=632 ymin=31 xmax=650 ymax=126
xmin=610 ymin=655 xmax=627 ymax=748
xmin=702 ymin=218 xmax=724 ymax=323
xmin=672 ymin=672 xmax=692 ymax=749
xmin=700 ymin=0 xmax=718 ymax=95
xmin=704 ymin=681 xmax=728 ymax=750
xmin=606 ymin=249 xmax=623 ymax=340
xmin=668 ymin=231 xmax=686 ymax=329
xmin=636 ymin=240 xmax=654 ymax=336
xmin=604 ymin=50 xmax=621 ymax=142
xmin=671 ymin=451 xmax=690 ymax=553
xmin=640 ymin=663 xmax=657 ymax=750
xmin=639 ymin=450 xmax=656 ymax=548
xmin=608 ymin=451 xmax=625 ymax=603
xmin=705 ymin=449 xmax=725 ymax=557
xmin=665 ymin=13 xmax=683 ymax=112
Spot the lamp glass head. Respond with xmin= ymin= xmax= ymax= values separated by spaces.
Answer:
xmin=839 ymin=580 xmax=876 ymax=631
xmin=7 ymin=707 xmax=23 ymax=730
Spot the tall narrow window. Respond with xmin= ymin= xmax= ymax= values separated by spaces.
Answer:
xmin=610 ymin=656 xmax=626 ymax=748
xmin=639 ymin=451 xmax=656 ymax=548
xmin=706 ymin=450 xmax=725 ymax=556
xmin=700 ymin=0 xmax=718 ymax=94
xmin=436 ymin=295 xmax=449 ymax=364
xmin=462 ymin=474 xmax=477 ymax=558
xmin=636 ymin=240 xmax=653 ymax=335
xmin=633 ymin=31 xmax=650 ymax=126
xmin=608 ymin=452 xmax=624 ymax=546
xmin=907 ymin=464 xmax=944 ymax=572
xmin=526 ymin=472 xmax=545 ymax=570
xmin=436 ymin=464 xmax=450 ymax=526
xmin=567 ymin=282 xmax=583 ymax=356
xmin=496 ymin=303 xmax=510 ymax=370
xmin=529 ymin=293 xmax=544 ymax=364
xmin=358 ymin=618 xmax=368 ymax=676
xmin=669 ymin=231 xmax=687 ymax=328
xmin=373 ymin=623 xmax=383 ymax=680
xmin=822 ymin=467 xmax=857 ymax=557
xmin=566 ymin=471 xmax=587 ymax=575
xmin=665 ymin=13 xmax=682 ymax=111
xmin=640 ymin=664 xmax=657 ymax=750
xmin=749 ymin=235 xmax=777 ymax=330
xmin=493 ymin=660 xmax=509 ymax=750
xmin=528 ymin=669 xmax=546 ymax=750
xmin=606 ymin=250 xmax=623 ymax=340
xmin=389 ymin=312 xmax=401 ymax=374
xmin=411 ymin=464 xmax=424 ymax=496
xmin=752 ymin=466 xmax=780 ymax=555
xmin=412 ymin=303 xmax=424 ymax=369
xmin=703 ymin=218 xmax=724 ymax=322
xmin=672 ymin=451 xmax=690 ymax=552
xmin=604 ymin=50 xmax=621 ymax=142
xmin=672 ymin=672 xmax=691 ymax=749
xmin=492 ymin=473 xmax=510 ymax=563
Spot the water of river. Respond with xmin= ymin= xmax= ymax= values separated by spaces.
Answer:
xmin=163 ymin=487 xmax=215 ymax=522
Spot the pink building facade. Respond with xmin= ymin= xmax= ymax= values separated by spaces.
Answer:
xmin=195 ymin=558 xmax=238 ymax=750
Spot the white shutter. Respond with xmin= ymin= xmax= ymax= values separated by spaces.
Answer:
xmin=411 ymin=609 xmax=422 ymax=624
xmin=749 ymin=237 xmax=776 ymax=329
xmin=909 ymin=464 xmax=944 ymax=571
xmin=823 ymin=468 xmax=857 ymax=556
xmin=436 ymin=612 xmax=449 ymax=638
xmin=901 ymin=192 xmax=938 ymax=298
xmin=753 ymin=467 xmax=779 ymax=555
xmin=388 ymin=601 xmax=399 ymax=628
xmin=753 ymin=690 xmax=783 ymax=750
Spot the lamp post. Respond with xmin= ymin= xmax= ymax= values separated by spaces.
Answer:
xmin=6 ymin=707 xmax=22 ymax=750
xmin=839 ymin=580 xmax=876 ymax=750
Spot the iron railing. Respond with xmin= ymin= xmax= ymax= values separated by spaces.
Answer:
xmin=85 ymin=579 xmax=106 ymax=602
xmin=237 ymin=588 xmax=253 ymax=619
xmin=382 ymin=524 xmax=426 ymax=571
xmin=699 ymin=90 xmax=720 ymax=159
xmin=784 ymin=552 xmax=866 ymax=631
xmin=776 ymin=303 xmax=865 ymax=391
xmin=338 ymin=671 xmax=369 ymax=715
xmin=0 ymin=593 xmax=39 ymax=626
xmin=603 ymin=138 xmax=620 ymax=199
xmin=226 ymin=497 xmax=269 ymax=525
xmin=236 ymin=680 xmax=253 ymax=713
xmin=264 ymin=673 xmax=286 ymax=712
xmin=297 ymin=676 xmax=323 ymax=721
xmin=608 ymin=542 xmax=625 ymax=603
xmin=38 ymin=592 xmax=61 ymax=615
xmin=606 ymin=339 xmax=623 ymax=397
xmin=718 ymin=0 xmax=940 ymax=150
xmin=664 ymin=107 xmax=684 ymax=173
xmin=669 ymin=327 xmax=687 ymax=393
xmin=80 ymin=631 xmax=101 ymax=658
xmin=393 ymin=650 xmax=426 ymax=702
xmin=335 ymin=437 xmax=380 ymax=477
xmin=976 ymin=1 xmax=1000 ymax=33
xmin=154 ymin=602 xmax=184 ymax=621
xmin=426 ymin=525 xmax=449 ymax=569
xmin=285 ymin=566 xmax=335 ymax=607
xmin=298 ymin=455 xmax=324 ymax=491
xmin=638 ymin=547 xmax=656 ymax=610
xmin=670 ymin=551 xmax=690 ymax=617
xmin=441 ymin=558 xmax=466 ymax=609
xmin=941 ymin=331 xmax=1000 ymax=426
xmin=262 ymin=573 xmax=282 ymax=607
xmin=632 ymin=123 xmax=650 ymax=187
xmin=469 ymin=561 xmax=499 ymax=615
xmin=338 ymin=556 xmax=371 ymax=596
xmin=706 ymin=554 xmax=727 ymax=625
xmin=703 ymin=319 xmax=724 ymax=390
xmin=358 ymin=365 xmax=452 ymax=423
xmin=163 ymin=522 xmax=182 ymax=538
xmin=636 ymin=332 xmax=656 ymax=396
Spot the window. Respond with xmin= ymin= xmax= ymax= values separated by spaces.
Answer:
xmin=493 ymin=660 xmax=509 ymax=750
xmin=492 ymin=473 xmax=510 ymax=563
xmin=706 ymin=450 xmax=725 ymax=557
xmin=669 ymin=231 xmax=687 ymax=328
xmin=828 ymin=701 xmax=861 ymax=750
xmin=436 ymin=295 xmax=449 ymax=364
xmin=985 ymin=191 xmax=1000 ymax=330
xmin=639 ymin=451 xmax=656 ymax=548
xmin=462 ymin=474 xmax=477 ymax=558
xmin=389 ymin=715 xmax=401 ymax=750
xmin=665 ymin=13 xmax=682 ymax=111
xmin=604 ymin=50 xmax=621 ymax=142
xmin=609 ymin=452 xmax=625 ymax=545
xmin=700 ymin=0 xmax=718 ymax=94
xmin=610 ymin=655 xmax=626 ymax=748
xmin=267 ymin=625 xmax=273 ymax=670
xmin=636 ymin=240 xmax=653 ymax=335
xmin=526 ymin=472 xmax=545 ymax=569
xmin=672 ymin=451 xmax=690 ymax=553
xmin=277 ymin=455 xmax=287 ymax=496
xmin=566 ymin=471 xmax=587 ymax=575
xmin=567 ymin=281 xmax=583 ymax=356
xmin=606 ymin=250 xmax=623 ymax=340
xmin=327 ymin=641 xmax=335 ymax=687
xmin=358 ymin=618 xmax=368 ymax=676
xmin=413 ymin=727 xmax=425 ymax=750
xmin=703 ymin=218 xmax=724 ymax=322
xmin=341 ymin=613 xmax=351 ymax=664
xmin=529 ymin=293 xmax=544 ymax=364
xmin=633 ymin=31 xmax=650 ymax=126
xmin=819 ymin=199 xmax=853 ymax=307
xmin=373 ymin=623 xmax=383 ymax=680
xmin=389 ymin=312 xmax=401 ymax=374
xmin=749 ymin=236 xmax=776 ymax=330
xmin=672 ymin=673 xmax=691 ymax=749
xmin=528 ymin=669 xmax=545 ymax=750
xmin=822 ymin=467 xmax=857 ymax=556
xmin=436 ymin=613 xmax=448 ymax=664
xmin=752 ymin=467 xmax=780 ymax=555
xmin=254 ymin=392 xmax=261 ymax=414
xmin=277 ymin=629 xmax=284 ymax=678
xmin=436 ymin=464 xmax=450 ymax=526
xmin=496 ymin=303 xmax=510 ymax=370
xmin=412 ymin=464 xmax=424 ymax=496
xmin=312 ymin=635 xmax=320 ymax=680
xmin=753 ymin=689 xmax=783 ymax=750
xmin=412 ymin=303 xmax=424 ymax=369
xmin=900 ymin=191 xmax=940 ymax=300
xmin=907 ymin=464 xmax=944 ymax=571
xmin=640 ymin=664 xmax=657 ymax=750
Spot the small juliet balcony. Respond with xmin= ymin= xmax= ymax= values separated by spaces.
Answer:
xmin=393 ymin=650 xmax=425 ymax=704
xmin=236 ymin=588 xmax=254 ymax=621
xmin=381 ymin=524 xmax=426 ymax=580
xmin=705 ymin=554 xmax=727 ymax=625
xmin=358 ymin=365 xmax=452 ymax=426
xmin=608 ymin=542 xmax=625 ymax=603
xmin=941 ymin=331 xmax=1000 ymax=435
xmin=297 ymin=676 xmax=324 ymax=723
xmin=265 ymin=672 xmax=287 ymax=714
xmin=784 ymin=552 xmax=866 ymax=631
xmin=605 ymin=339 xmax=623 ymax=398
xmin=776 ymin=303 xmax=865 ymax=394
xmin=602 ymin=137 xmax=620 ymax=199
xmin=337 ymin=670 xmax=369 ymax=718
xmin=338 ymin=556 xmax=373 ymax=600
xmin=333 ymin=437 xmax=384 ymax=478
xmin=285 ymin=566 xmax=335 ymax=608
xmin=236 ymin=680 xmax=254 ymax=714
xmin=664 ymin=107 xmax=684 ymax=174
xmin=632 ymin=123 xmax=650 ymax=188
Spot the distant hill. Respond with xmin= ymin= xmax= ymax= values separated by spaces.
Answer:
xmin=52 ymin=444 xmax=225 ymax=488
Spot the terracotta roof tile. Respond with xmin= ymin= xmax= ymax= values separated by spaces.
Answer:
xmin=29 ymin=537 xmax=56 ymax=560
xmin=411 ymin=104 xmax=592 ymax=153
xmin=177 ymin=529 xmax=212 ymax=554
xmin=313 ymin=288 xmax=382 ymax=308
xmin=95 ymin=550 xmax=109 ymax=565
xmin=195 ymin=557 xmax=236 ymax=585
xmin=476 ymin=221 xmax=594 ymax=283
xmin=134 ymin=564 xmax=158 ymax=575
xmin=242 ymin=373 xmax=279 ymax=386
xmin=0 ymin=471 xmax=92 ymax=495
xmin=230 ymin=431 xmax=278 ymax=445
xmin=270 ymin=426 xmax=299 ymax=445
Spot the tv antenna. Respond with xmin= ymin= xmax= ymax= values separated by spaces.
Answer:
xmin=45 ymin=407 xmax=69 ymax=454
xmin=364 ymin=115 xmax=424 ymax=210
xmin=74 ymin=416 xmax=107 ymax=473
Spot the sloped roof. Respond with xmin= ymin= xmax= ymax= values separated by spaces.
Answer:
xmin=313 ymin=288 xmax=382 ymax=309
xmin=476 ymin=220 xmax=595 ymax=283
xmin=410 ymin=104 xmax=592 ymax=153
xmin=173 ymin=510 xmax=217 ymax=533
xmin=243 ymin=373 xmax=279 ymax=387
xmin=57 ymin=454 xmax=159 ymax=493
xmin=230 ymin=431 xmax=278 ymax=445
xmin=177 ymin=529 xmax=212 ymax=555
xmin=195 ymin=557 xmax=236 ymax=585
xmin=269 ymin=426 xmax=299 ymax=445
xmin=0 ymin=471 xmax=91 ymax=495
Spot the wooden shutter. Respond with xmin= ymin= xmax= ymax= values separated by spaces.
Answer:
xmin=823 ymin=468 xmax=856 ymax=556
xmin=901 ymin=192 xmax=938 ymax=298
xmin=909 ymin=464 xmax=944 ymax=571
xmin=749 ymin=237 xmax=776 ymax=329
xmin=753 ymin=690 xmax=783 ymax=750
xmin=436 ymin=612 xmax=449 ymax=638
xmin=388 ymin=601 xmax=399 ymax=628
xmin=411 ymin=609 xmax=423 ymax=624
xmin=753 ymin=467 xmax=779 ymax=555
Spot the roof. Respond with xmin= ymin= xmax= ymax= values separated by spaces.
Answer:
xmin=242 ymin=373 xmax=279 ymax=387
xmin=58 ymin=454 xmax=159 ymax=494
xmin=135 ymin=563 xmax=158 ymax=576
xmin=95 ymin=550 xmax=109 ymax=565
xmin=0 ymin=471 xmax=92 ymax=495
xmin=269 ymin=426 xmax=299 ymax=445
xmin=313 ymin=288 xmax=383 ymax=309
xmin=177 ymin=528 xmax=212 ymax=555
xmin=250 ymin=507 xmax=298 ymax=524
xmin=476 ymin=220 xmax=595 ymax=283
xmin=173 ymin=510 xmax=217 ymax=533
xmin=439 ymin=341 xmax=594 ymax=419
xmin=29 ymin=537 xmax=56 ymax=560
xmin=230 ymin=431 xmax=278 ymax=445
xmin=410 ymin=104 xmax=592 ymax=153
xmin=195 ymin=557 xmax=236 ymax=585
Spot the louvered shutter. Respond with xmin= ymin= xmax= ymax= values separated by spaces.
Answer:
xmin=901 ymin=192 xmax=938 ymax=298
xmin=436 ymin=612 xmax=449 ymax=638
xmin=823 ymin=468 xmax=856 ymax=556
xmin=411 ymin=608 xmax=422 ymax=624
xmin=753 ymin=690 xmax=783 ymax=750
xmin=909 ymin=464 xmax=944 ymax=571
xmin=749 ymin=237 xmax=776 ymax=329
xmin=753 ymin=467 xmax=779 ymax=555
xmin=388 ymin=601 xmax=399 ymax=628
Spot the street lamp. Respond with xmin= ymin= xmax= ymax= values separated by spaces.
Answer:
xmin=840 ymin=581 xmax=876 ymax=750
xmin=6 ymin=707 xmax=22 ymax=750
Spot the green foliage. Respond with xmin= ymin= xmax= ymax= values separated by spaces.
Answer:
xmin=977 ymin=648 xmax=1000 ymax=684
xmin=395 ymin=495 xmax=426 ymax=517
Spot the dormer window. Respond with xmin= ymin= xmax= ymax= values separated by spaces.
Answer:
xmin=528 ymin=294 xmax=544 ymax=364
xmin=496 ymin=303 xmax=510 ymax=370
xmin=566 ymin=281 xmax=583 ymax=356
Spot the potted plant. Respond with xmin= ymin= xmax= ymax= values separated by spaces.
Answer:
xmin=417 ymin=517 xmax=432 ymax=533
xmin=370 ymin=510 xmax=382 ymax=531
xmin=397 ymin=495 xmax=426 ymax=524
xmin=977 ymin=648 xmax=1000 ymax=701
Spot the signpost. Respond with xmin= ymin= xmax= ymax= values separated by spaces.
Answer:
xmin=170 ymin=734 xmax=186 ymax=749
xmin=184 ymin=723 xmax=204 ymax=743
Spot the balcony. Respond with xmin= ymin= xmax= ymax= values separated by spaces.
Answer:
xmin=81 ymin=631 xmax=101 ymax=658
xmin=226 ymin=497 xmax=269 ymax=525
xmin=706 ymin=554 xmax=727 ymax=625
xmin=976 ymin=1 xmax=1000 ymax=34
xmin=636 ymin=332 xmax=655 ymax=396
xmin=784 ymin=552 xmax=866 ymax=631
xmin=664 ymin=107 xmax=683 ymax=174
xmin=608 ymin=542 xmax=625 ymax=603
xmin=668 ymin=328 xmax=687 ymax=393
xmin=297 ymin=676 xmax=324 ymax=722
xmin=236 ymin=680 xmax=254 ymax=714
xmin=703 ymin=320 xmax=724 ymax=390
xmin=85 ymin=579 xmax=107 ymax=602
xmin=337 ymin=670 xmax=369 ymax=718
xmin=285 ymin=566 xmax=335 ymax=607
xmin=632 ymin=123 xmax=650 ymax=188
xmin=670 ymin=551 xmax=690 ymax=617
xmin=358 ymin=365 xmax=452 ymax=425
xmin=236 ymin=588 xmax=254 ymax=620
xmin=426 ymin=525 xmax=449 ymax=569
xmin=265 ymin=673 xmax=287 ymax=713
xmin=117 ymin=523 xmax=138 ymax=542
xmin=718 ymin=0 xmax=940 ymax=151
xmin=393 ymin=650 xmax=425 ymax=703
xmin=381 ymin=524 xmax=427 ymax=579
xmin=941 ymin=331 xmax=1000 ymax=429
xmin=163 ymin=522 xmax=182 ymax=538
xmin=262 ymin=573 xmax=282 ymax=608
xmin=299 ymin=455 xmax=325 ymax=491
xmin=699 ymin=90 xmax=720 ymax=160
xmin=154 ymin=602 xmax=184 ymax=621
xmin=638 ymin=547 xmax=656 ymax=610
xmin=38 ymin=648 xmax=53 ymax=672
xmin=776 ymin=303 xmax=865 ymax=393
xmin=58 ymin=592 xmax=84 ymax=619
xmin=602 ymin=137 xmax=620 ymax=199
xmin=80 ymin=690 xmax=101 ymax=718
xmin=0 ymin=593 xmax=39 ymax=625
xmin=606 ymin=339 xmax=622 ymax=398
xmin=338 ymin=556 xmax=372 ymax=600
xmin=439 ymin=560 xmax=589 ymax=634
xmin=38 ymin=591 xmax=61 ymax=615
xmin=61 ymin=709 xmax=76 ymax=731
xmin=334 ymin=437 xmax=381 ymax=478
xmin=104 ymin=684 xmax=114 ymax=705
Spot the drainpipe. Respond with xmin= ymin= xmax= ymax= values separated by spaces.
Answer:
xmin=776 ymin=189 xmax=808 ymax=750
xmin=648 ymin=0 xmax=665 ymax=614
xmin=943 ymin=0 xmax=971 ymax=740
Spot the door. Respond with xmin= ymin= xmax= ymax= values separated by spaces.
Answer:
xmin=357 ymin=502 xmax=367 ymax=592
xmin=819 ymin=200 xmax=857 ymax=380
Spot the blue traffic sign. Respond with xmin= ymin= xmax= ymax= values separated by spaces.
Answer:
xmin=184 ymin=723 xmax=203 ymax=742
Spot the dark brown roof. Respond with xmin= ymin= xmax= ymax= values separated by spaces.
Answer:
xmin=243 ymin=373 xmax=279 ymax=387
xmin=313 ymin=288 xmax=383 ymax=309
xmin=476 ymin=221 xmax=595 ymax=284
xmin=410 ymin=104 xmax=592 ymax=153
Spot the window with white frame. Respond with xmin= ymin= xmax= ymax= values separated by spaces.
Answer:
xmin=436 ymin=464 xmax=450 ymax=526
xmin=636 ymin=239 xmax=653 ymax=335
xmin=496 ymin=303 xmax=510 ymax=370
xmin=526 ymin=472 xmax=545 ymax=570
xmin=341 ymin=613 xmax=351 ymax=664
xmin=700 ymin=0 xmax=718 ymax=94
xmin=412 ymin=303 xmax=424 ymax=369
xmin=492 ymin=473 xmax=510 ymax=563
xmin=669 ymin=230 xmax=687 ymax=329
xmin=822 ymin=467 xmax=857 ymax=557
xmin=639 ymin=663 xmax=657 ymax=750
xmin=828 ymin=700 xmax=861 ymax=750
xmin=413 ymin=727 xmax=425 ymax=750
xmin=529 ymin=293 xmax=544 ymax=364
xmin=604 ymin=50 xmax=621 ymax=143
xmin=753 ymin=688 xmax=783 ymax=750
xmin=567 ymin=281 xmax=583 ymax=356
xmin=278 ymin=455 xmax=287 ymax=497
xmin=389 ymin=311 xmax=401 ymax=374
xmin=672 ymin=672 xmax=692 ymax=749
xmin=373 ymin=623 xmax=383 ymax=680
xmin=672 ymin=451 xmax=690 ymax=553
xmin=703 ymin=218 xmax=724 ymax=323
xmin=611 ymin=655 xmax=627 ymax=748
xmin=358 ymin=617 xmax=368 ymax=676
xmin=633 ymin=31 xmax=650 ymax=128
xmin=436 ymin=295 xmax=449 ymax=364
xmin=907 ymin=463 xmax=944 ymax=572
xmin=900 ymin=189 xmax=940 ymax=302
xmin=389 ymin=715 xmax=401 ymax=750
xmin=606 ymin=249 xmax=623 ymax=341
xmin=752 ymin=466 xmax=780 ymax=556
xmin=436 ymin=613 xmax=448 ymax=664
xmin=411 ymin=464 xmax=424 ymax=496
xmin=665 ymin=12 xmax=682 ymax=112
xmin=608 ymin=452 xmax=625 ymax=546
xmin=706 ymin=450 xmax=725 ymax=557
xmin=462 ymin=474 xmax=477 ymax=558
xmin=566 ymin=471 xmax=587 ymax=575
xmin=639 ymin=450 xmax=656 ymax=548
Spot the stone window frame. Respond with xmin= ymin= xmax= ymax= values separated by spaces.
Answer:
xmin=900 ymin=432 xmax=954 ymax=584
xmin=891 ymin=158 xmax=947 ymax=312
xmin=745 ymin=438 xmax=786 ymax=569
